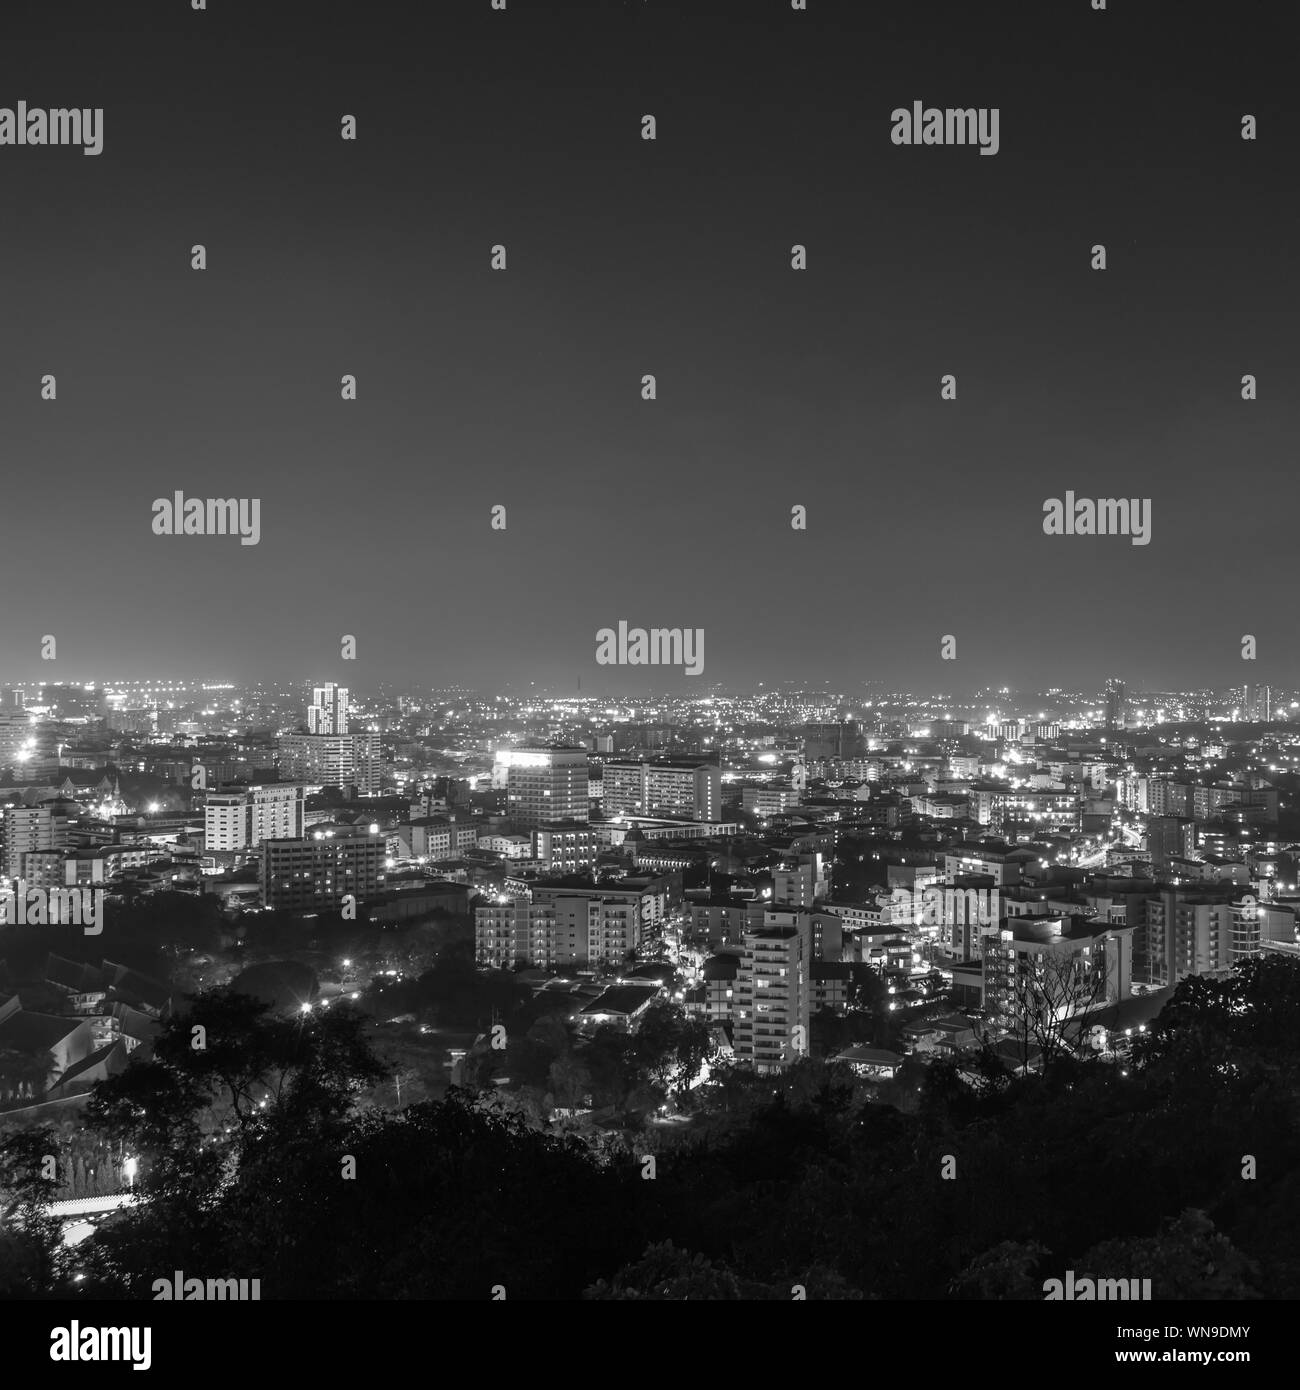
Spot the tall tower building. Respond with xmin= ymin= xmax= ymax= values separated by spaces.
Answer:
xmin=496 ymin=746 xmax=590 ymax=830
xmin=308 ymin=683 xmax=349 ymax=735
xmin=732 ymin=910 xmax=813 ymax=1074
xmin=1247 ymin=684 xmax=1271 ymax=722
xmin=0 ymin=711 xmax=36 ymax=770
xmin=1104 ymin=678 xmax=1126 ymax=732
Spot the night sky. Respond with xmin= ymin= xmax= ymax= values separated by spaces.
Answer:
xmin=1 ymin=0 xmax=1295 ymax=694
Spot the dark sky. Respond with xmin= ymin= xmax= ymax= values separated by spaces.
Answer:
xmin=1 ymin=0 xmax=1295 ymax=696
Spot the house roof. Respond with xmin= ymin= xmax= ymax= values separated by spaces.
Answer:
xmin=901 ymin=1012 xmax=976 ymax=1038
xmin=581 ymin=984 xmax=660 ymax=1016
xmin=48 ymin=1039 xmax=128 ymax=1094
xmin=45 ymin=954 xmax=106 ymax=994
xmin=103 ymin=961 xmax=171 ymax=1012
xmin=833 ymin=1045 xmax=903 ymax=1067
xmin=0 ymin=1009 xmax=85 ymax=1051
xmin=107 ymin=1002 xmax=160 ymax=1043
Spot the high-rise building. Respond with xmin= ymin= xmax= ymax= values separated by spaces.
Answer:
xmin=772 ymin=853 xmax=827 ymax=908
xmin=1243 ymin=683 xmax=1271 ymax=722
xmin=983 ymin=917 xmax=1134 ymax=1034
xmin=1104 ymin=678 xmax=1126 ymax=732
xmin=308 ymin=683 xmax=349 ymax=735
xmin=496 ymin=746 xmax=589 ymax=830
xmin=204 ymin=784 xmax=305 ymax=853
xmin=534 ymin=819 xmax=603 ymax=873
xmin=1141 ymin=890 xmax=1263 ymax=986
xmin=601 ymin=758 xmax=722 ymax=822
xmin=732 ymin=910 xmax=813 ymax=1073
xmin=3 ymin=804 xmax=72 ymax=881
xmin=277 ymin=731 xmax=382 ymax=795
xmin=523 ymin=876 xmax=675 ymax=967
xmin=475 ymin=894 xmax=570 ymax=970
xmin=0 ymin=711 xmax=37 ymax=770
xmin=260 ymin=833 xmax=385 ymax=912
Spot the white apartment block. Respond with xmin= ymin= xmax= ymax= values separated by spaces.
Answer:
xmin=204 ymin=784 xmax=305 ymax=853
xmin=732 ymin=910 xmax=812 ymax=1074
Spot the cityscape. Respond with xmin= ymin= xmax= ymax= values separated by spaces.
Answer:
xmin=1 ymin=673 xmax=1298 ymax=1313
xmin=2 ymin=0 xmax=1295 ymax=1355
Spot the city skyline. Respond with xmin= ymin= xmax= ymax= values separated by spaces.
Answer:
xmin=4 ymin=0 xmax=1299 ymax=1333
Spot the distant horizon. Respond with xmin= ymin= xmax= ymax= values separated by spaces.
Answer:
xmin=1 ymin=671 xmax=1292 ymax=708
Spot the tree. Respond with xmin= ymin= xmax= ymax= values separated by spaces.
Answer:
xmin=580 ymin=1027 xmax=638 ymax=1109
xmin=630 ymin=1004 xmax=714 ymax=1093
xmin=811 ymin=1006 xmax=875 ymax=1057
xmin=0 ymin=1125 xmax=68 ymax=1297
xmin=949 ymin=1240 xmax=1048 ymax=1299
xmin=584 ymin=1241 xmax=744 ymax=1300
xmin=373 ymin=1066 xmax=425 ymax=1111
xmin=504 ymin=1035 xmax=557 ymax=1092
xmin=1002 ymin=942 xmax=1108 ymax=1075
xmin=82 ymin=988 xmax=384 ymax=1290
xmin=1080 ymin=1210 xmax=1261 ymax=1300
xmin=547 ymin=1055 xmax=592 ymax=1110
xmin=0 ymin=1046 xmax=53 ymax=1104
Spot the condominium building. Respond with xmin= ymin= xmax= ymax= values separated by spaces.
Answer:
xmin=204 ymin=784 xmax=305 ymax=853
xmin=478 ymin=873 xmax=676 ymax=969
xmin=0 ymin=711 xmax=37 ymax=770
xmin=260 ymin=833 xmax=385 ymax=912
xmin=277 ymin=731 xmax=382 ymax=795
xmin=740 ymin=785 xmax=798 ymax=818
xmin=496 ymin=746 xmax=589 ymax=830
xmin=475 ymin=895 xmax=573 ymax=970
xmin=405 ymin=815 xmax=479 ymax=861
xmin=3 ymin=804 xmax=72 ymax=881
xmin=601 ymin=758 xmax=722 ymax=822
xmin=1141 ymin=891 xmax=1263 ymax=986
xmin=732 ymin=910 xmax=813 ymax=1074
xmin=307 ymin=683 xmax=349 ymax=735
xmin=772 ymin=853 xmax=827 ymax=908
xmin=534 ymin=819 xmax=604 ymax=873
xmin=983 ymin=917 xmax=1134 ymax=1034
xmin=475 ymin=887 xmax=640 ymax=970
